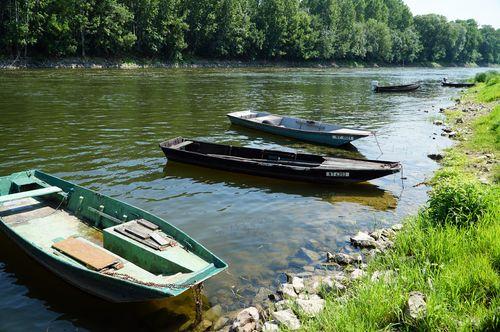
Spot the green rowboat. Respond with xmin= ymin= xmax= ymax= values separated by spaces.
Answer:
xmin=0 ymin=170 xmax=227 ymax=302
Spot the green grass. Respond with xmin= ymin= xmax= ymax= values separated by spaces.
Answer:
xmin=299 ymin=73 xmax=500 ymax=331
xmin=474 ymin=71 xmax=500 ymax=102
xmin=467 ymin=105 xmax=500 ymax=153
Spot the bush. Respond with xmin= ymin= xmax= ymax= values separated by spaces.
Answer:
xmin=475 ymin=70 xmax=499 ymax=83
xmin=427 ymin=179 xmax=489 ymax=227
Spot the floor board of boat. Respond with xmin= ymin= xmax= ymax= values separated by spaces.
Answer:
xmin=0 ymin=198 xmax=193 ymax=285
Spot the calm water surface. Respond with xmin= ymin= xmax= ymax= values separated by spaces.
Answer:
xmin=0 ymin=67 xmax=485 ymax=331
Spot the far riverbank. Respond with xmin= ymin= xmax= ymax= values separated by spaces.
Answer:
xmin=1 ymin=57 xmax=497 ymax=70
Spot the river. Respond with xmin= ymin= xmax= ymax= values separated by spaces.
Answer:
xmin=0 ymin=67 xmax=485 ymax=331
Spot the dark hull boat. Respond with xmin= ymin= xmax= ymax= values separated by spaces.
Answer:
xmin=227 ymin=111 xmax=372 ymax=147
xmin=0 ymin=170 xmax=227 ymax=302
xmin=160 ymin=138 xmax=401 ymax=184
xmin=442 ymin=81 xmax=475 ymax=88
xmin=372 ymin=82 xmax=420 ymax=93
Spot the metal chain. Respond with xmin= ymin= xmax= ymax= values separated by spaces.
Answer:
xmin=101 ymin=269 xmax=197 ymax=289
xmin=194 ymin=283 xmax=204 ymax=327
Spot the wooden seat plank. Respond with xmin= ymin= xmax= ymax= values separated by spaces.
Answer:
xmin=0 ymin=186 xmax=62 ymax=204
xmin=52 ymin=237 xmax=119 ymax=271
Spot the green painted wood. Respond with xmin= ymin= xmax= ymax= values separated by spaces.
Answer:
xmin=0 ymin=186 xmax=62 ymax=203
xmin=0 ymin=170 xmax=228 ymax=302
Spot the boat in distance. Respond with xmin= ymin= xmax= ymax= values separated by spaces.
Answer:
xmin=227 ymin=110 xmax=372 ymax=147
xmin=371 ymin=81 xmax=420 ymax=92
xmin=160 ymin=137 xmax=402 ymax=184
xmin=0 ymin=170 xmax=227 ymax=302
xmin=441 ymin=79 xmax=475 ymax=88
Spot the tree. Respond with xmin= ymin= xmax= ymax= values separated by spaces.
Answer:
xmin=0 ymin=0 xmax=498 ymax=64
xmin=334 ymin=0 xmax=356 ymax=58
xmin=383 ymin=0 xmax=412 ymax=30
xmin=365 ymin=0 xmax=388 ymax=23
xmin=414 ymin=14 xmax=450 ymax=62
xmin=364 ymin=18 xmax=392 ymax=62
xmin=391 ymin=27 xmax=422 ymax=64
xmin=212 ymin=0 xmax=253 ymax=58
xmin=479 ymin=25 xmax=499 ymax=64
xmin=454 ymin=19 xmax=482 ymax=63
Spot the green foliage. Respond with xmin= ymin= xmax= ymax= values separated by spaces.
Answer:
xmin=0 ymin=0 xmax=498 ymax=63
xmin=476 ymin=73 xmax=500 ymax=102
xmin=364 ymin=19 xmax=392 ymax=62
xmin=475 ymin=70 xmax=499 ymax=83
xmin=427 ymin=178 xmax=489 ymax=227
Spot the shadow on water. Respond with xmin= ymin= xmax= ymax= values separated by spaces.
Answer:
xmin=0 ymin=231 xmax=203 ymax=332
xmin=162 ymin=162 xmax=398 ymax=212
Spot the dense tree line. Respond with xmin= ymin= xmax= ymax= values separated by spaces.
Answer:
xmin=0 ymin=0 xmax=498 ymax=64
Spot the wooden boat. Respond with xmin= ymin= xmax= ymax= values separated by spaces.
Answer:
xmin=441 ymin=80 xmax=475 ymax=88
xmin=371 ymin=81 xmax=420 ymax=92
xmin=160 ymin=138 xmax=401 ymax=184
xmin=0 ymin=170 xmax=227 ymax=302
xmin=227 ymin=111 xmax=372 ymax=147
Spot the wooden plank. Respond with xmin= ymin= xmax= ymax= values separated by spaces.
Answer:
xmin=115 ymin=226 xmax=161 ymax=250
xmin=52 ymin=237 xmax=119 ymax=271
xmin=150 ymin=232 xmax=169 ymax=246
xmin=137 ymin=219 xmax=159 ymax=230
xmin=0 ymin=186 xmax=62 ymax=204
xmin=124 ymin=224 xmax=151 ymax=239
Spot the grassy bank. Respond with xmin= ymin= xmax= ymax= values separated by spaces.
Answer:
xmin=300 ymin=73 xmax=500 ymax=331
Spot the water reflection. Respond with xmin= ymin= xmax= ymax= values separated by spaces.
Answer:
xmin=163 ymin=162 xmax=398 ymax=211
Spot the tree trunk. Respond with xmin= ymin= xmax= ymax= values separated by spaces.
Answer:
xmin=81 ymin=27 xmax=85 ymax=57
xmin=14 ymin=0 xmax=20 ymax=58
xmin=24 ymin=0 xmax=28 ymax=58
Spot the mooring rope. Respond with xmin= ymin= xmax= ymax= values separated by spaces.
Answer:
xmin=373 ymin=131 xmax=383 ymax=158
xmin=398 ymin=163 xmax=406 ymax=198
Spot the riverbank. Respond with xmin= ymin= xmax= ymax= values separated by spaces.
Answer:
xmin=208 ymin=72 xmax=499 ymax=331
xmin=0 ymin=57 xmax=496 ymax=70
xmin=298 ymin=72 xmax=499 ymax=331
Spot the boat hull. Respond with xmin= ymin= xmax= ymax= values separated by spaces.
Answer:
xmin=442 ymin=82 xmax=475 ymax=88
xmin=160 ymin=139 xmax=401 ymax=184
xmin=0 ymin=220 xmax=166 ymax=302
xmin=374 ymin=84 xmax=420 ymax=92
xmin=227 ymin=115 xmax=366 ymax=147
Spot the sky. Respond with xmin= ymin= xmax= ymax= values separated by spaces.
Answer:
xmin=403 ymin=0 xmax=500 ymax=28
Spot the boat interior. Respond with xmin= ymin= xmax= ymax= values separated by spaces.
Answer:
xmin=0 ymin=176 xmax=213 ymax=289
xmin=166 ymin=138 xmax=399 ymax=171
xmin=229 ymin=111 xmax=370 ymax=136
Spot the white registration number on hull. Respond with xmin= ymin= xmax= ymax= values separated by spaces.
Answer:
xmin=332 ymin=135 xmax=354 ymax=141
xmin=326 ymin=172 xmax=350 ymax=177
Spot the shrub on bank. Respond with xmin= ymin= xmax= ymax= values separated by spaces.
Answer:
xmin=427 ymin=179 xmax=489 ymax=227
xmin=475 ymin=71 xmax=500 ymax=102
xmin=475 ymin=70 xmax=498 ymax=83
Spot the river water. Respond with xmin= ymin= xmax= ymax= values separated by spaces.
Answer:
xmin=0 ymin=67 xmax=485 ymax=331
